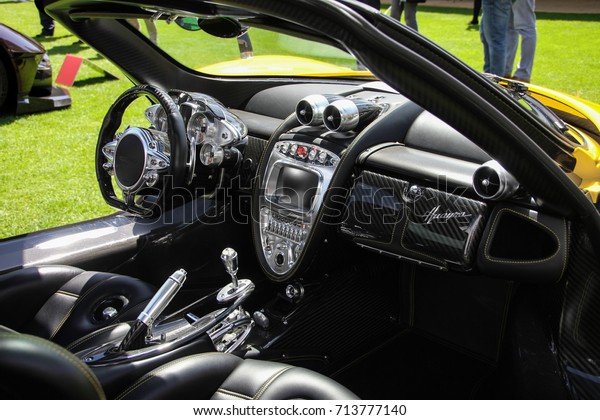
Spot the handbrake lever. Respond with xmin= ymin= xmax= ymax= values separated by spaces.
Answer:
xmin=117 ymin=269 xmax=187 ymax=352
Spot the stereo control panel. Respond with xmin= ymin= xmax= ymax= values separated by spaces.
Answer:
xmin=259 ymin=140 xmax=338 ymax=275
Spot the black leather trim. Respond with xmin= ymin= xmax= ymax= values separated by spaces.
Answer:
xmin=0 ymin=265 xmax=156 ymax=346
xmin=359 ymin=143 xmax=481 ymax=189
xmin=0 ymin=330 xmax=105 ymax=400
xmin=0 ymin=331 xmax=357 ymax=400
xmin=216 ymin=358 xmax=359 ymax=400
xmin=22 ymin=270 xmax=156 ymax=346
xmin=244 ymin=83 xmax=362 ymax=119
xmin=118 ymin=352 xmax=358 ymax=400
xmin=117 ymin=353 xmax=244 ymax=400
xmin=403 ymin=112 xmax=491 ymax=164
xmin=231 ymin=109 xmax=282 ymax=138
xmin=66 ymin=322 xmax=132 ymax=353
xmin=0 ymin=265 xmax=84 ymax=330
xmin=476 ymin=204 xmax=569 ymax=283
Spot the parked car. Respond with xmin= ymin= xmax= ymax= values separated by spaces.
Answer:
xmin=1 ymin=0 xmax=600 ymax=400
xmin=0 ymin=23 xmax=70 ymax=115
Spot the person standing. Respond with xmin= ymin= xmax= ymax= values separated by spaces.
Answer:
xmin=479 ymin=0 xmax=512 ymax=76
xmin=470 ymin=0 xmax=482 ymax=25
xmin=504 ymin=0 xmax=536 ymax=82
xmin=34 ymin=0 xmax=54 ymax=37
xmin=390 ymin=0 xmax=426 ymax=32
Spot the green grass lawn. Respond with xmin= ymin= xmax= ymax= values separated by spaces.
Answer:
xmin=0 ymin=2 xmax=599 ymax=239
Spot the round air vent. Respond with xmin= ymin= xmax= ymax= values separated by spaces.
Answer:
xmin=295 ymin=94 xmax=342 ymax=126
xmin=323 ymin=99 xmax=360 ymax=131
xmin=472 ymin=160 xmax=519 ymax=200
xmin=323 ymin=98 xmax=381 ymax=132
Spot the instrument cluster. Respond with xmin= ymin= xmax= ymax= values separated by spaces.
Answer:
xmin=97 ymin=87 xmax=248 ymax=216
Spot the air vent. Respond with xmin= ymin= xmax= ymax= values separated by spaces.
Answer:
xmin=472 ymin=160 xmax=519 ymax=200
xmin=295 ymin=94 xmax=342 ymax=126
xmin=323 ymin=98 xmax=380 ymax=132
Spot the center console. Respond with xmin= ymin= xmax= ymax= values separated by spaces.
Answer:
xmin=258 ymin=138 xmax=339 ymax=275
xmin=69 ymin=248 xmax=256 ymax=396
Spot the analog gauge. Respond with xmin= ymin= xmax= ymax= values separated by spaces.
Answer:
xmin=145 ymin=104 xmax=168 ymax=132
xmin=186 ymin=112 xmax=209 ymax=144
xmin=199 ymin=143 xmax=224 ymax=167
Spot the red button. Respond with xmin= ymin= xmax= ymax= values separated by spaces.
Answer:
xmin=297 ymin=145 xmax=308 ymax=158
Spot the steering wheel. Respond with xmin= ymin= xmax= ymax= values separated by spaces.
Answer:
xmin=96 ymin=85 xmax=187 ymax=216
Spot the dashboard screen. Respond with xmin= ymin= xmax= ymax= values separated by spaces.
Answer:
xmin=273 ymin=166 xmax=319 ymax=212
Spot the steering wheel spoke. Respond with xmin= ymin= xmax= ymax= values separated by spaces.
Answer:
xmin=101 ymin=139 xmax=118 ymax=161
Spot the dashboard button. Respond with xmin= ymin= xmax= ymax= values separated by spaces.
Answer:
xmin=296 ymin=145 xmax=308 ymax=159
xmin=317 ymin=151 xmax=327 ymax=164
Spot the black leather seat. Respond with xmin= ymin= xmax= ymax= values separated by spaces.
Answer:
xmin=0 ymin=327 xmax=358 ymax=400
xmin=0 ymin=265 xmax=156 ymax=347
xmin=116 ymin=352 xmax=357 ymax=400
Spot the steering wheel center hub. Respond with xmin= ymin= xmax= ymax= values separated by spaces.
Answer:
xmin=111 ymin=127 xmax=170 ymax=193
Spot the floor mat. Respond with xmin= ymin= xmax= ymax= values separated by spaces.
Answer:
xmin=332 ymin=331 xmax=496 ymax=399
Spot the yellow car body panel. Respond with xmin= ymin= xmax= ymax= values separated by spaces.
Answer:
xmin=527 ymin=83 xmax=600 ymax=136
xmin=198 ymin=55 xmax=373 ymax=78
xmin=524 ymin=83 xmax=600 ymax=201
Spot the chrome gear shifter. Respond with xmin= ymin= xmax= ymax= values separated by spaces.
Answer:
xmin=217 ymin=247 xmax=255 ymax=303
xmin=221 ymin=247 xmax=239 ymax=289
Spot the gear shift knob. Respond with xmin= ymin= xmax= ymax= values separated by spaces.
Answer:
xmin=221 ymin=248 xmax=239 ymax=289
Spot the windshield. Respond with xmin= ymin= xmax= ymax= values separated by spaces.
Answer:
xmin=154 ymin=20 xmax=374 ymax=78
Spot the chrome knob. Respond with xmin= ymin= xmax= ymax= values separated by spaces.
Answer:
xmin=102 ymin=306 xmax=118 ymax=321
xmin=221 ymin=248 xmax=239 ymax=289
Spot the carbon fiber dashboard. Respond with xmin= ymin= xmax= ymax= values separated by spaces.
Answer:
xmin=341 ymin=169 xmax=487 ymax=271
xmin=340 ymin=140 xmax=490 ymax=271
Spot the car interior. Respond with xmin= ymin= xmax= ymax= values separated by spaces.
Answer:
xmin=1 ymin=0 xmax=600 ymax=400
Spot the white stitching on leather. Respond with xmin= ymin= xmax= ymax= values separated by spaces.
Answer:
xmin=0 ymin=325 xmax=16 ymax=334
xmin=65 ymin=326 xmax=110 ymax=351
xmin=49 ymin=277 xmax=110 ymax=340
xmin=253 ymin=366 xmax=293 ymax=399
xmin=65 ymin=300 xmax=149 ymax=351
xmin=56 ymin=290 xmax=80 ymax=299
xmin=116 ymin=353 xmax=226 ymax=400
xmin=0 ymin=333 xmax=105 ymax=399
xmin=215 ymin=389 xmax=252 ymax=400
xmin=483 ymin=208 xmax=562 ymax=264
